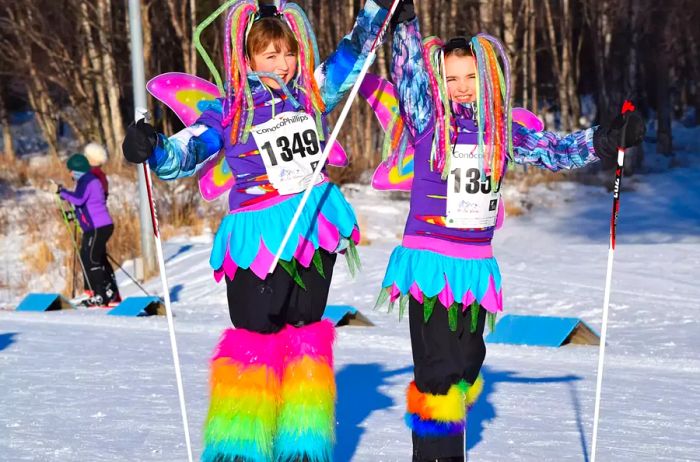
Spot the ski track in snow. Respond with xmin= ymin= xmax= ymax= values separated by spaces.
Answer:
xmin=1 ymin=144 xmax=699 ymax=461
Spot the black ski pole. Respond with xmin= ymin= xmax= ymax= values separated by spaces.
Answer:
xmin=106 ymin=253 xmax=155 ymax=298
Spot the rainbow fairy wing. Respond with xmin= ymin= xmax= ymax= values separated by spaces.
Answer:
xmin=512 ymin=107 xmax=544 ymax=131
xmin=147 ymin=72 xmax=235 ymax=202
xmin=147 ymin=72 xmax=222 ymax=126
xmin=197 ymin=153 xmax=235 ymax=202
xmin=370 ymin=150 xmax=414 ymax=191
xmin=359 ymin=73 xmax=414 ymax=191
xmin=327 ymin=142 xmax=349 ymax=167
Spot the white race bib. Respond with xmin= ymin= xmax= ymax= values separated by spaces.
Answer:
xmin=251 ymin=112 xmax=324 ymax=195
xmin=445 ymin=144 xmax=500 ymax=229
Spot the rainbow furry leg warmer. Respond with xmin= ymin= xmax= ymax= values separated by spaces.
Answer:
xmin=466 ymin=374 xmax=484 ymax=409
xmin=275 ymin=320 xmax=336 ymax=462
xmin=405 ymin=374 xmax=484 ymax=437
xmin=202 ymin=328 xmax=284 ymax=462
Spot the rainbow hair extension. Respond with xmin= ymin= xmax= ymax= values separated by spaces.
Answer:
xmin=282 ymin=4 xmax=327 ymax=138
xmin=275 ymin=320 xmax=336 ymax=462
xmin=422 ymin=36 xmax=452 ymax=175
xmin=421 ymin=34 xmax=513 ymax=187
xmin=405 ymin=380 xmax=469 ymax=436
xmin=380 ymin=109 xmax=410 ymax=176
xmin=202 ymin=328 xmax=284 ymax=462
xmin=194 ymin=0 xmax=326 ymax=147
xmin=471 ymin=34 xmax=513 ymax=190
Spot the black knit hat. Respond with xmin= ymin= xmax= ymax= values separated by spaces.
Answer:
xmin=444 ymin=37 xmax=472 ymax=54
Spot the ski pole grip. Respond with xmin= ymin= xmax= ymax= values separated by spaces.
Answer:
xmin=619 ymin=100 xmax=635 ymax=152
xmin=135 ymin=107 xmax=150 ymax=123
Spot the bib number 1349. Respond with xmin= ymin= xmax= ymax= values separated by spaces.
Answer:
xmin=260 ymin=129 xmax=320 ymax=169
xmin=252 ymin=112 xmax=324 ymax=195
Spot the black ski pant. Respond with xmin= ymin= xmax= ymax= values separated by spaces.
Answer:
xmin=225 ymin=250 xmax=337 ymax=333
xmin=409 ymin=296 xmax=487 ymax=461
xmin=80 ymin=224 xmax=118 ymax=303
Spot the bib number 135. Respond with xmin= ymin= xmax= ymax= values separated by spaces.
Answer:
xmin=445 ymin=144 xmax=500 ymax=229
xmin=450 ymin=167 xmax=493 ymax=194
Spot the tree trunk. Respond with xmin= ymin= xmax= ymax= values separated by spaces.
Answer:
xmin=376 ymin=44 xmax=388 ymax=79
xmin=81 ymin=1 xmax=113 ymax=150
xmin=544 ymin=0 xmax=570 ymax=130
xmin=528 ymin=0 xmax=538 ymax=114
xmin=418 ymin=0 xmax=432 ymax=36
xmin=503 ymin=0 xmax=516 ymax=106
xmin=166 ymin=0 xmax=193 ymax=75
xmin=624 ymin=0 xmax=643 ymax=172
xmin=479 ymin=0 xmax=493 ymax=32
xmin=141 ymin=1 xmax=155 ymax=116
xmin=599 ymin=1 xmax=613 ymax=122
xmin=27 ymin=68 xmax=60 ymax=158
xmin=682 ymin=12 xmax=699 ymax=115
xmin=562 ymin=0 xmax=579 ymax=128
xmin=0 ymin=91 xmax=16 ymax=160
xmin=657 ymin=33 xmax=673 ymax=155
xmin=189 ymin=0 xmax=197 ymax=76
xmin=98 ymin=0 xmax=125 ymax=161
xmin=79 ymin=50 xmax=101 ymax=143
xmin=449 ymin=0 xmax=459 ymax=37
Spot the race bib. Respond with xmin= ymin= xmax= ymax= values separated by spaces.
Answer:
xmin=251 ymin=112 xmax=324 ymax=195
xmin=445 ymin=144 xmax=500 ymax=229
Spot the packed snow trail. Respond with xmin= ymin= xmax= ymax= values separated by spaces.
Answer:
xmin=1 ymin=145 xmax=699 ymax=461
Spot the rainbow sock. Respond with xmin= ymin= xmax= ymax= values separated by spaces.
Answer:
xmin=405 ymin=380 xmax=471 ymax=437
xmin=275 ymin=320 xmax=336 ymax=462
xmin=201 ymin=328 xmax=284 ymax=462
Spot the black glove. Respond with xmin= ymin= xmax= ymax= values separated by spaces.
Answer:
xmin=375 ymin=0 xmax=415 ymax=31
xmin=62 ymin=209 xmax=75 ymax=222
xmin=593 ymin=110 xmax=645 ymax=162
xmin=122 ymin=119 xmax=158 ymax=164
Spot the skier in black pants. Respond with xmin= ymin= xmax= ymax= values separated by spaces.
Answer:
xmin=53 ymin=153 xmax=120 ymax=307
xmin=375 ymin=1 xmax=645 ymax=460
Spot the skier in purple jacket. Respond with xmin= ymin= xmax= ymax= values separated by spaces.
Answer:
xmin=55 ymin=153 xmax=120 ymax=307
xmin=380 ymin=2 xmax=645 ymax=460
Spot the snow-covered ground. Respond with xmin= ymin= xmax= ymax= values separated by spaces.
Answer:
xmin=1 ymin=137 xmax=699 ymax=461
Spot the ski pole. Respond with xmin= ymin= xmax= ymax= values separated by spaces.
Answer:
xmin=53 ymin=192 xmax=93 ymax=296
xmin=71 ymin=223 xmax=78 ymax=298
xmin=106 ymin=253 xmax=154 ymax=298
xmin=134 ymin=108 xmax=193 ymax=462
xmin=590 ymin=100 xmax=636 ymax=462
xmin=268 ymin=0 xmax=402 ymax=274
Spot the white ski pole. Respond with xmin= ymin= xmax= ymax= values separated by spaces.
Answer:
xmin=135 ymin=108 xmax=194 ymax=462
xmin=268 ymin=0 xmax=402 ymax=274
xmin=590 ymin=100 xmax=636 ymax=462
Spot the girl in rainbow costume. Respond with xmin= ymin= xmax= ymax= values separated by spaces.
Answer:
xmin=122 ymin=1 xmax=397 ymax=460
xmin=369 ymin=1 xmax=644 ymax=460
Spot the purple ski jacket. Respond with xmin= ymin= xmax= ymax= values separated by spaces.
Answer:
xmin=59 ymin=172 xmax=113 ymax=232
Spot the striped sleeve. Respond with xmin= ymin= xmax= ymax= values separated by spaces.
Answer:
xmin=511 ymin=124 xmax=600 ymax=171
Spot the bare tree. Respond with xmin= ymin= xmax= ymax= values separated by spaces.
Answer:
xmin=166 ymin=0 xmax=195 ymax=75
xmin=0 ymin=0 xmax=695 ymax=176
xmin=0 ymin=87 xmax=16 ymax=160
xmin=97 ymin=0 xmax=125 ymax=160
xmin=82 ymin=1 xmax=114 ymax=152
